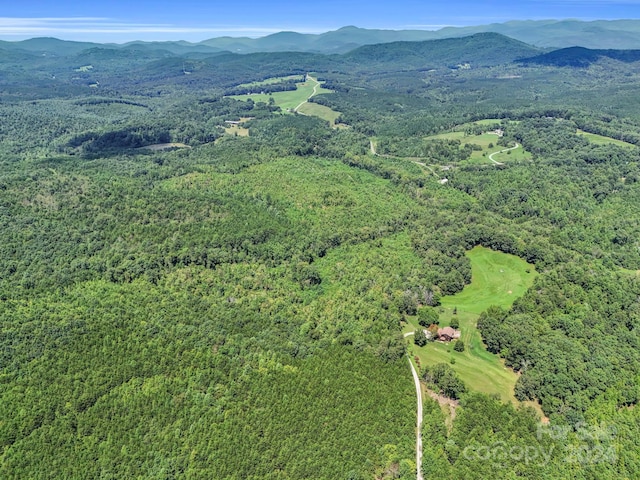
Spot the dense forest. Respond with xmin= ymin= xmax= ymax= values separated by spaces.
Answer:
xmin=1 ymin=32 xmax=640 ymax=479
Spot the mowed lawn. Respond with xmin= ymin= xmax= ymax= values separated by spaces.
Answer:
xmin=423 ymin=130 xmax=531 ymax=164
xmin=406 ymin=246 xmax=537 ymax=403
xmin=577 ymin=129 xmax=635 ymax=148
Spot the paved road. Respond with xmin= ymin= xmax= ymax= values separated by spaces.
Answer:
xmin=404 ymin=331 xmax=423 ymax=480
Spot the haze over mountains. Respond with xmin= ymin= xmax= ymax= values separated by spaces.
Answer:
xmin=3 ymin=29 xmax=640 ymax=102
xmin=3 ymin=19 xmax=640 ymax=56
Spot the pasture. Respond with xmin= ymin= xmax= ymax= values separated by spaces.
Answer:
xmin=231 ymin=76 xmax=333 ymax=111
xmin=423 ymin=130 xmax=531 ymax=164
xmin=577 ymin=129 xmax=635 ymax=147
xmin=405 ymin=246 xmax=537 ymax=403
xmin=233 ymin=75 xmax=303 ymax=89
xmin=297 ymin=102 xmax=342 ymax=125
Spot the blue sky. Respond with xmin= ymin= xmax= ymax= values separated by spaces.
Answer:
xmin=1 ymin=0 xmax=640 ymax=42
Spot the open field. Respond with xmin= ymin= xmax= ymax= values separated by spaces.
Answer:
xmin=223 ymin=124 xmax=250 ymax=137
xmin=297 ymin=101 xmax=342 ymax=125
xmin=423 ymin=130 xmax=532 ymax=164
xmin=222 ymin=117 xmax=252 ymax=137
xmin=230 ymin=77 xmax=333 ymax=111
xmin=441 ymin=245 xmax=536 ymax=314
xmin=454 ymin=118 xmax=502 ymax=127
xmin=577 ymin=129 xmax=635 ymax=147
xmin=405 ymin=246 xmax=537 ymax=403
xmin=233 ymin=75 xmax=303 ymax=89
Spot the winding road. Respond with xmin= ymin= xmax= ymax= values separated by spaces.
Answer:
xmin=404 ymin=331 xmax=423 ymax=480
xmin=488 ymin=142 xmax=520 ymax=165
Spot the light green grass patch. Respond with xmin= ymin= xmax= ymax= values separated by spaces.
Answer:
xmin=577 ymin=129 xmax=635 ymax=147
xmin=231 ymin=77 xmax=332 ymax=111
xmin=297 ymin=102 xmax=341 ymax=125
xmin=407 ymin=246 xmax=537 ymax=403
xmin=233 ymin=75 xmax=303 ymax=89
xmin=460 ymin=118 xmax=502 ymax=127
xmin=441 ymin=246 xmax=536 ymax=314
xmin=424 ymin=131 xmax=530 ymax=164
xmin=223 ymin=124 xmax=250 ymax=137
xmin=488 ymin=144 xmax=532 ymax=163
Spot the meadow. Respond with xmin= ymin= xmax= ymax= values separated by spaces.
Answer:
xmin=576 ymin=128 xmax=635 ymax=147
xmin=231 ymin=76 xmax=333 ymax=111
xmin=424 ymin=130 xmax=532 ymax=164
xmin=405 ymin=246 xmax=537 ymax=402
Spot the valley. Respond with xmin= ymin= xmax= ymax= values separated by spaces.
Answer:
xmin=1 ymin=26 xmax=640 ymax=480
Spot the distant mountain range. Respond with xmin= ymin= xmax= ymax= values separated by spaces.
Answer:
xmin=199 ymin=20 xmax=640 ymax=52
xmin=3 ymin=19 xmax=640 ymax=57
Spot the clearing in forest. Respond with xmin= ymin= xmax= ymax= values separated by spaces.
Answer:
xmin=576 ymin=129 xmax=635 ymax=147
xmin=423 ymin=130 xmax=531 ymax=164
xmin=296 ymin=101 xmax=342 ymax=125
xmin=222 ymin=117 xmax=252 ymax=137
xmin=232 ymin=75 xmax=303 ymax=90
xmin=405 ymin=246 xmax=537 ymax=403
xmin=139 ymin=143 xmax=191 ymax=151
xmin=230 ymin=75 xmax=341 ymax=124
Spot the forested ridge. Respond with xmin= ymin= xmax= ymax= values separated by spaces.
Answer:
xmin=1 ymin=32 xmax=640 ymax=478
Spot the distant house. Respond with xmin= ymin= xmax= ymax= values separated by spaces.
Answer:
xmin=437 ymin=326 xmax=461 ymax=342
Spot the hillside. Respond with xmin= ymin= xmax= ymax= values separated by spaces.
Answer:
xmin=522 ymin=46 xmax=640 ymax=67
xmin=2 ymin=27 xmax=640 ymax=479
xmin=344 ymin=33 xmax=541 ymax=69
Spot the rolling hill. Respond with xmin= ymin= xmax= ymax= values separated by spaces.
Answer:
xmin=521 ymin=46 xmax=640 ymax=67
xmin=344 ymin=33 xmax=542 ymax=69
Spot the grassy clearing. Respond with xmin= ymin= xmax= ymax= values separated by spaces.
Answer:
xmin=223 ymin=124 xmax=250 ymax=137
xmin=406 ymin=246 xmax=537 ymax=403
xmin=233 ymin=75 xmax=303 ymax=89
xmin=455 ymin=118 xmax=502 ymax=127
xmin=441 ymin=245 xmax=536 ymax=314
xmin=222 ymin=118 xmax=253 ymax=138
xmin=297 ymin=102 xmax=341 ymax=125
xmin=230 ymin=76 xmax=340 ymax=124
xmin=423 ymin=130 xmax=531 ymax=164
xmin=488 ymin=144 xmax=532 ymax=163
xmin=231 ymin=77 xmax=332 ymax=111
xmin=576 ymin=129 xmax=635 ymax=147
xmin=231 ymin=88 xmax=306 ymax=111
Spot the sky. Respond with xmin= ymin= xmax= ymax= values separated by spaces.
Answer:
xmin=1 ymin=0 xmax=640 ymax=43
